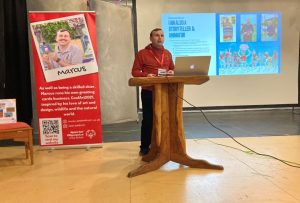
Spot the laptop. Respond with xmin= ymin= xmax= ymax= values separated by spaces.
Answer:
xmin=174 ymin=56 xmax=211 ymax=76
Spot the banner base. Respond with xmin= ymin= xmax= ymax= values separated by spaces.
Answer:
xmin=38 ymin=144 xmax=103 ymax=151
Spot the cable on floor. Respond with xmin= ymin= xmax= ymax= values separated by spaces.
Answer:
xmin=165 ymin=76 xmax=300 ymax=169
xmin=203 ymin=138 xmax=300 ymax=166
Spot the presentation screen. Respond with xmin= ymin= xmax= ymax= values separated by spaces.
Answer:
xmin=162 ymin=12 xmax=281 ymax=76
xmin=137 ymin=0 xmax=298 ymax=107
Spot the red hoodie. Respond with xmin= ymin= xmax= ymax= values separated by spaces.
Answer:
xmin=131 ymin=44 xmax=175 ymax=90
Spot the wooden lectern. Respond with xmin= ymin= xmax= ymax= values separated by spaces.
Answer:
xmin=128 ymin=76 xmax=223 ymax=177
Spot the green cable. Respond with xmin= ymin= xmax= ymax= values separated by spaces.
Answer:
xmin=195 ymin=138 xmax=300 ymax=166
xmin=198 ymin=138 xmax=254 ymax=154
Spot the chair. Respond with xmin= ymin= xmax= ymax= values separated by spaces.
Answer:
xmin=0 ymin=122 xmax=34 ymax=164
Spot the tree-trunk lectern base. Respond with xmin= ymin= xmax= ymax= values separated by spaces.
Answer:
xmin=128 ymin=76 xmax=224 ymax=178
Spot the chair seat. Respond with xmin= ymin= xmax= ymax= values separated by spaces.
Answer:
xmin=0 ymin=122 xmax=34 ymax=165
xmin=0 ymin=122 xmax=30 ymax=130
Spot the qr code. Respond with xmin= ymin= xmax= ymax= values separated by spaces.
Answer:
xmin=42 ymin=119 xmax=60 ymax=135
xmin=39 ymin=118 xmax=63 ymax=145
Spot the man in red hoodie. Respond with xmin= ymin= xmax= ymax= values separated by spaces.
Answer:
xmin=132 ymin=28 xmax=175 ymax=156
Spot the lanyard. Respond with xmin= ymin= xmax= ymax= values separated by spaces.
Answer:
xmin=149 ymin=49 xmax=165 ymax=67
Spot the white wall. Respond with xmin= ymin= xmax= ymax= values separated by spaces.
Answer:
xmin=91 ymin=1 xmax=137 ymax=124
xmin=27 ymin=0 xmax=89 ymax=11
xmin=136 ymin=0 xmax=300 ymax=107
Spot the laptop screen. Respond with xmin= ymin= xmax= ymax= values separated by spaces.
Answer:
xmin=174 ymin=56 xmax=211 ymax=76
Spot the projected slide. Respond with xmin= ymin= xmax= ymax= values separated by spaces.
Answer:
xmin=162 ymin=13 xmax=217 ymax=75
xmin=162 ymin=12 xmax=281 ymax=76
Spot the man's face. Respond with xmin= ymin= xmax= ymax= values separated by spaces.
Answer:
xmin=150 ymin=30 xmax=164 ymax=48
xmin=56 ymin=31 xmax=71 ymax=47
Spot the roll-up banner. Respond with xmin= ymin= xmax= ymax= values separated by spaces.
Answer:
xmin=29 ymin=12 xmax=102 ymax=147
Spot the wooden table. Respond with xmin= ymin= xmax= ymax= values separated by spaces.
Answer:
xmin=0 ymin=122 xmax=34 ymax=165
xmin=128 ymin=76 xmax=223 ymax=177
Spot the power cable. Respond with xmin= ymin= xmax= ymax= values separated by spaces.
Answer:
xmin=165 ymin=76 xmax=300 ymax=168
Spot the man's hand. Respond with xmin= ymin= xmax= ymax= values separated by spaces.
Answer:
xmin=42 ymin=54 xmax=50 ymax=64
xmin=42 ymin=53 xmax=54 ymax=70
xmin=147 ymin=73 xmax=156 ymax=77
xmin=51 ymin=53 xmax=59 ymax=63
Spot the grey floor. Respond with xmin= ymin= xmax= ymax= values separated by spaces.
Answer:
xmin=102 ymin=108 xmax=300 ymax=143
xmin=1 ymin=108 xmax=300 ymax=146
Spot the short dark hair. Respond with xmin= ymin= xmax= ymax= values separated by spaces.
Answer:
xmin=150 ymin=28 xmax=162 ymax=37
xmin=57 ymin=29 xmax=71 ymax=35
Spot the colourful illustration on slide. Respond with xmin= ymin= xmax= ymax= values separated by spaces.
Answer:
xmin=219 ymin=15 xmax=236 ymax=42
xmin=217 ymin=12 xmax=281 ymax=75
xmin=261 ymin=13 xmax=279 ymax=41
xmin=218 ymin=43 xmax=280 ymax=75
xmin=240 ymin=14 xmax=256 ymax=42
